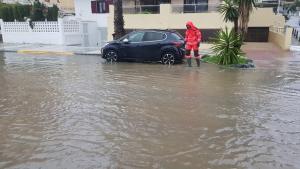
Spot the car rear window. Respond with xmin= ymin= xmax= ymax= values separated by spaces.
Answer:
xmin=170 ymin=32 xmax=184 ymax=40
xmin=129 ymin=32 xmax=145 ymax=42
xmin=143 ymin=32 xmax=166 ymax=41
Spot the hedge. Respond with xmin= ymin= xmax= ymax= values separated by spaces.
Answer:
xmin=0 ymin=2 xmax=58 ymax=22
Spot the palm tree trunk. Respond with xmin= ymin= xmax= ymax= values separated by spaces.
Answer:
xmin=238 ymin=0 xmax=253 ymax=41
xmin=113 ymin=0 xmax=126 ymax=40
xmin=234 ymin=18 xmax=238 ymax=33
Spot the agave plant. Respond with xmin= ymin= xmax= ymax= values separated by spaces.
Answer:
xmin=212 ymin=28 xmax=244 ymax=65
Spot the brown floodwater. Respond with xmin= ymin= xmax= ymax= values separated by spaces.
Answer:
xmin=0 ymin=51 xmax=299 ymax=169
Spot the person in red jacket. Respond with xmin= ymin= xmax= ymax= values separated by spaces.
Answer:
xmin=185 ymin=21 xmax=202 ymax=67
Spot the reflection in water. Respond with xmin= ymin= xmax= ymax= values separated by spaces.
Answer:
xmin=0 ymin=52 xmax=300 ymax=169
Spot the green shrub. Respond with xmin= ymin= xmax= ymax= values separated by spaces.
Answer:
xmin=12 ymin=4 xmax=23 ymax=21
xmin=0 ymin=2 xmax=57 ymax=22
xmin=47 ymin=5 xmax=58 ymax=21
xmin=211 ymin=28 xmax=244 ymax=65
xmin=31 ymin=1 xmax=46 ymax=21
xmin=0 ymin=6 xmax=14 ymax=21
xmin=23 ymin=5 xmax=31 ymax=18
xmin=16 ymin=4 xmax=31 ymax=21
xmin=0 ymin=3 xmax=31 ymax=21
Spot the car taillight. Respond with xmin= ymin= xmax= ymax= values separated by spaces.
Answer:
xmin=172 ymin=42 xmax=182 ymax=47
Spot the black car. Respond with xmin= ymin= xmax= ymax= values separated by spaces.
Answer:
xmin=101 ymin=30 xmax=185 ymax=65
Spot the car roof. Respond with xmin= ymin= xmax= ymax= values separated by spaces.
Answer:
xmin=131 ymin=29 xmax=178 ymax=33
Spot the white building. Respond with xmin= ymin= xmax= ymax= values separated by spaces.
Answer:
xmin=74 ymin=0 xmax=112 ymax=46
xmin=1 ymin=0 xmax=32 ymax=4
xmin=0 ymin=0 xmax=110 ymax=47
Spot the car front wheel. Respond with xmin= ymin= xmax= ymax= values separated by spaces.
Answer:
xmin=104 ymin=50 xmax=118 ymax=63
xmin=161 ymin=51 xmax=175 ymax=65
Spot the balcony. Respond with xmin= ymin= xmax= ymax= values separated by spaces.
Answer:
xmin=123 ymin=3 xmax=219 ymax=14
xmin=171 ymin=3 xmax=219 ymax=13
xmin=108 ymin=4 xmax=286 ymax=41
xmin=123 ymin=5 xmax=160 ymax=14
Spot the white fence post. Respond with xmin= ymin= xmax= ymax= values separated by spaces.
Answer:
xmin=58 ymin=18 xmax=65 ymax=45
xmin=0 ymin=19 xmax=4 ymax=33
xmin=27 ymin=20 xmax=33 ymax=33
xmin=0 ymin=19 xmax=5 ymax=42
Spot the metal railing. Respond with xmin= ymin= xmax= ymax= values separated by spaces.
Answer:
xmin=171 ymin=3 xmax=219 ymax=13
xmin=123 ymin=5 xmax=160 ymax=14
xmin=255 ymin=2 xmax=278 ymax=7
xmin=270 ymin=26 xmax=285 ymax=34
xmin=122 ymin=2 xmax=282 ymax=15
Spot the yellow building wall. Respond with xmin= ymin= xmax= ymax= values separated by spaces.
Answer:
xmin=108 ymin=4 xmax=285 ymax=41
xmin=40 ymin=0 xmax=75 ymax=11
xmin=248 ymin=8 xmax=285 ymax=27
xmin=171 ymin=0 xmax=184 ymax=4
xmin=269 ymin=27 xmax=292 ymax=50
xmin=123 ymin=0 xmax=136 ymax=6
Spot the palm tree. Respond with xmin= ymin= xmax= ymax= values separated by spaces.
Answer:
xmin=113 ymin=0 xmax=126 ymax=40
xmin=235 ymin=0 xmax=257 ymax=39
xmin=218 ymin=0 xmax=239 ymax=33
xmin=285 ymin=0 xmax=300 ymax=14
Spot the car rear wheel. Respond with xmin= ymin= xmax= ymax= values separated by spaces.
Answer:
xmin=161 ymin=51 xmax=175 ymax=65
xmin=104 ymin=50 xmax=118 ymax=63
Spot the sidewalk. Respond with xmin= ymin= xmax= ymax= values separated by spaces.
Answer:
xmin=0 ymin=43 xmax=213 ymax=56
xmin=0 ymin=43 xmax=101 ymax=55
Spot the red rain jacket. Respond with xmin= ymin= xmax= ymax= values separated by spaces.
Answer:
xmin=185 ymin=21 xmax=202 ymax=46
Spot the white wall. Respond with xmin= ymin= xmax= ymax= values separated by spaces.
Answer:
xmin=1 ymin=0 xmax=32 ymax=4
xmin=0 ymin=19 xmax=81 ymax=45
xmin=3 ymin=32 xmax=64 ymax=44
xmin=74 ymin=0 xmax=108 ymax=27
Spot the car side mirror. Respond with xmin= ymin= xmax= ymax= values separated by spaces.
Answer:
xmin=123 ymin=38 xmax=130 ymax=44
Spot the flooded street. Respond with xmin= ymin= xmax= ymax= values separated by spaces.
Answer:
xmin=0 ymin=49 xmax=300 ymax=169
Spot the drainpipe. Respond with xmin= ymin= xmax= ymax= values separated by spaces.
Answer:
xmin=277 ymin=0 xmax=281 ymax=14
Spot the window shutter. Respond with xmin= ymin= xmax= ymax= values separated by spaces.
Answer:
xmin=105 ymin=0 xmax=109 ymax=13
xmin=91 ymin=1 xmax=98 ymax=13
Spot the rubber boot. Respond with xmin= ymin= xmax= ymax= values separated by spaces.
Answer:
xmin=196 ymin=58 xmax=200 ymax=67
xmin=187 ymin=58 xmax=192 ymax=67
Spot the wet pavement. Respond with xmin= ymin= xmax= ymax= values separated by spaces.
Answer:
xmin=0 ymin=43 xmax=101 ymax=55
xmin=0 ymin=46 xmax=300 ymax=169
xmin=0 ymin=43 xmax=213 ymax=56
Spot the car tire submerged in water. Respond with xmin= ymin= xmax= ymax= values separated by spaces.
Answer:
xmin=161 ymin=51 xmax=176 ymax=65
xmin=104 ymin=50 xmax=118 ymax=63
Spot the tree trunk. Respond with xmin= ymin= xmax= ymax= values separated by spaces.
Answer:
xmin=234 ymin=18 xmax=238 ymax=33
xmin=238 ymin=0 xmax=253 ymax=41
xmin=113 ymin=0 xmax=126 ymax=40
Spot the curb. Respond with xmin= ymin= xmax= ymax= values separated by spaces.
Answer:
xmin=0 ymin=49 xmax=101 ymax=56
xmin=74 ymin=52 xmax=101 ymax=56
xmin=0 ymin=49 xmax=17 ymax=53
xmin=17 ymin=50 xmax=74 ymax=56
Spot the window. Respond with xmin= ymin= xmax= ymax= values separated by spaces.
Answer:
xmin=170 ymin=32 xmax=184 ymax=40
xmin=128 ymin=32 xmax=145 ymax=42
xmin=184 ymin=0 xmax=208 ymax=13
xmin=143 ymin=32 xmax=166 ymax=41
xmin=91 ymin=0 xmax=110 ymax=13
xmin=160 ymin=0 xmax=171 ymax=3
